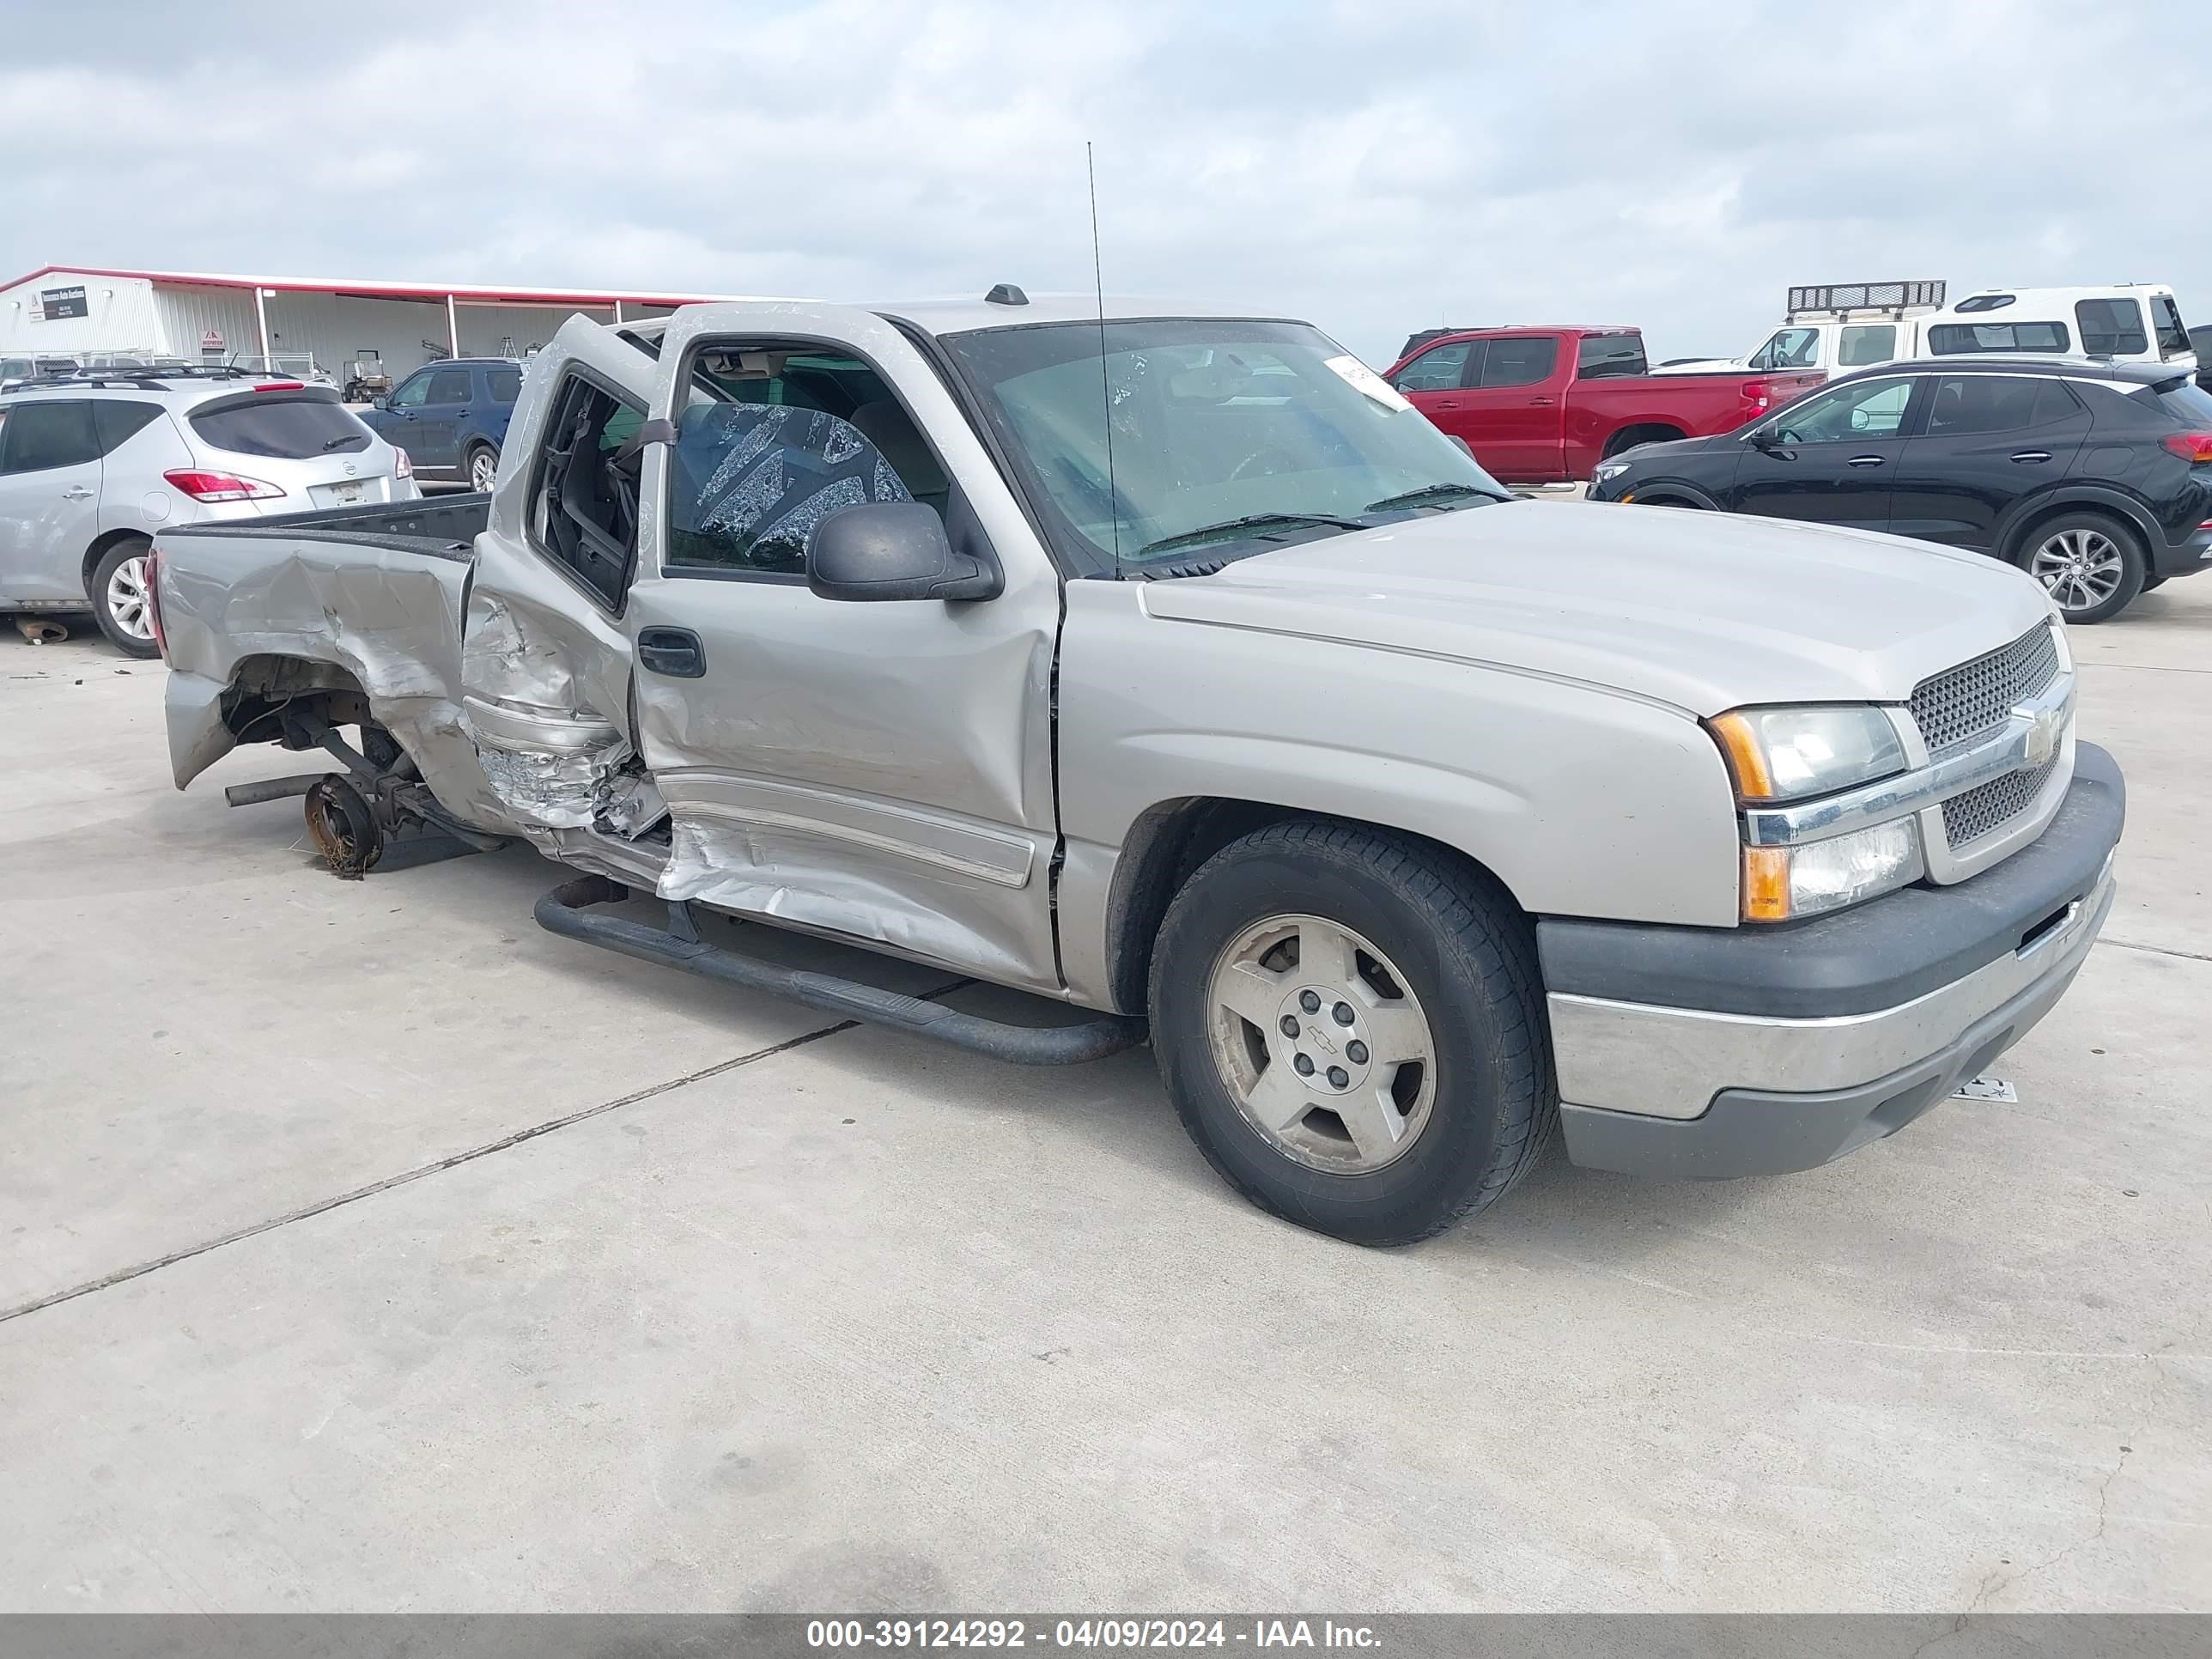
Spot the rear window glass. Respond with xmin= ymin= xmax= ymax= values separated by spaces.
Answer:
xmin=489 ymin=367 xmax=523 ymax=404
xmin=1577 ymin=334 xmax=1646 ymax=379
xmin=1925 ymin=376 xmax=2076 ymax=437
xmin=1928 ymin=322 xmax=2072 ymax=355
xmin=2148 ymin=295 xmax=2190 ymax=358
xmin=2136 ymin=379 xmax=2212 ymax=426
xmin=2075 ymin=299 xmax=2148 ymax=356
xmin=191 ymin=392 xmax=371 ymax=458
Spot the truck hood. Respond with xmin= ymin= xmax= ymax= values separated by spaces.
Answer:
xmin=1138 ymin=501 xmax=2055 ymax=716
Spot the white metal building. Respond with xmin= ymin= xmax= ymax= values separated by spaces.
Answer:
xmin=0 ymin=264 xmax=760 ymax=379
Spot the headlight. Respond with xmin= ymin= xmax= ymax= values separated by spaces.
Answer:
xmin=1591 ymin=460 xmax=1632 ymax=483
xmin=1708 ymin=704 xmax=1907 ymax=803
xmin=1743 ymin=818 xmax=1923 ymax=921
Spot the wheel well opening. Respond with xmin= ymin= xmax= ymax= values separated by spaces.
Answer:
xmin=220 ymin=654 xmax=374 ymax=749
xmin=82 ymin=527 xmax=151 ymax=592
xmin=1602 ymin=423 xmax=1686 ymax=459
xmin=1102 ymin=798 xmax=1527 ymax=1017
xmin=2004 ymin=499 xmax=2141 ymax=565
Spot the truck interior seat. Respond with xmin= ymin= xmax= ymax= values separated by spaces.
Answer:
xmin=848 ymin=401 xmax=951 ymax=518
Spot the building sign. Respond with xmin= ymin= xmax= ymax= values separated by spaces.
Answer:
xmin=201 ymin=329 xmax=226 ymax=351
xmin=39 ymin=285 xmax=89 ymax=320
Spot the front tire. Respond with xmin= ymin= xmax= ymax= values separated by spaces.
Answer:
xmin=2020 ymin=512 xmax=2145 ymax=624
xmin=1148 ymin=818 xmax=1553 ymax=1245
xmin=89 ymin=538 xmax=160 ymax=659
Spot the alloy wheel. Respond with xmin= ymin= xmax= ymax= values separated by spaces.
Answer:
xmin=106 ymin=554 xmax=155 ymax=641
xmin=2030 ymin=528 xmax=2124 ymax=614
xmin=1205 ymin=912 xmax=1438 ymax=1173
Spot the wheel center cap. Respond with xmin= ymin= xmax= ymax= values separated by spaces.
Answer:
xmin=1275 ymin=985 xmax=1370 ymax=1094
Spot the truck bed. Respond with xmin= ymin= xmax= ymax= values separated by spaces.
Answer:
xmin=158 ymin=493 xmax=489 ymax=562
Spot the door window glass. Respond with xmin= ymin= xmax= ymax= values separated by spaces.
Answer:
xmin=1748 ymin=328 xmax=1820 ymax=370
xmin=93 ymin=400 xmax=165 ymax=456
xmin=427 ymin=368 xmax=474 ymax=404
xmin=388 ymin=373 xmax=432 ymax=410
xmin=1923 ymin=376 xmax=2075 ymax=437
xmin=1838 ymin=325 xmax=1897 ymax=367
xmin=667 ymin=405 xmax=916 ymax=576
xmin=528 ymin=373 xmax=645 ymax=610
xmin=1768 ymin=377 xmax=1912 ymax=443
xmin=1389 ymin=342 xmax=1473 ymax=392
xmin=1927 ymin=322 xmax=2071 ymax=355
xmin=0 ymin=400 xmax=100 ymax=472
xmin=1480 ymin=337 xmax=1559 ymax=388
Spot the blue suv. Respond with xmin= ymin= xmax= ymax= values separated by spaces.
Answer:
xmin=360 ymin=358 xmax=523 ymax=492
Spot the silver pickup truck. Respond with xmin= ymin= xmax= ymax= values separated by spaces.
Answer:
xmin=149 ymin=294 xmax=2124 ymax=1243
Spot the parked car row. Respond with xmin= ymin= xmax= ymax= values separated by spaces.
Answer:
xmin=0 ymin=366 xmax=417 ymax=653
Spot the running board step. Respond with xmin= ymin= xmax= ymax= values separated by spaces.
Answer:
xmin=534 ymin=876 xmax=1146 ymax=1066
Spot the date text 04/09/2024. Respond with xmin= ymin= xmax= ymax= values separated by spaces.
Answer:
xmin=804 ymin=1619 xmax=1382 ymax=1649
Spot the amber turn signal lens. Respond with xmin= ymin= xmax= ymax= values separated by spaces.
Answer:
xmin=1709 ymin=711 xmax=1776 ymax=800
xmin=1743 ymin=845 xmax=1791 ymax=922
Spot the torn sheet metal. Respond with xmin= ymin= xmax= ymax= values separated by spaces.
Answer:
xmin=156 ymin=532 xmax=517 ymax=834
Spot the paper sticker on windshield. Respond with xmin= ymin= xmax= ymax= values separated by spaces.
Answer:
xmin=1325 ymin=355 xmax=1413 ymax=413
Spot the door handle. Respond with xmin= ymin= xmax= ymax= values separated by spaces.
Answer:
xmin=1432 ymin=399 xmax=1465 ymax=410
xmin=1528 ymin=396 xmax=1556 ymax=406
xmin=2010 ymin=451 xmax=2052 ymax=464
xmin=1845 ymin=455 xmax=1887 ymax=467
xmin=637 ymin=627 xmax=706 ymax=678
xmin=61 ymin=485 xmax=95 ymax=500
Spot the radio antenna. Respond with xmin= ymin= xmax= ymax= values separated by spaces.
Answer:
xmin=1088 ymin=140 xmax=1122 ymax=579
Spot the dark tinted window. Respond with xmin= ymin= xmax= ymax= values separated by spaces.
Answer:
xmin=2075 ymin=300 xmax=2148 ymax=356
xmin=1480 ymin=336 xmax=1558 ymax=388
xmin=0 ymin=400 xmax=99 ymax=472
xmin=191 ymin=392 xmax=371 ymax=458
xmin=1390 ymin=342 xmax=1473 ymax=392
xmin=388 ymin=372 xmax=433 ymax=410
xmin=2148 ymin=295 xmax=2190 ymax=357
xmin=488 ymin=367 xmax=523 ymax=404
xmin=427 ymin=368 xmax=474 ymax=404
xmin=1928 ymin=322 xmax=2071 ymax=355
xmin=1923 ymin=376 xmax=2077 ymax=437
xmin=1577 ymin=333 xmax=1646 ymax=378
xmin=93 ymin=399 xmax=165 ymax=456
xmin=2136 ymin=379 xmax=2212 ymax=426
xmin=529 ymin=374 xmax=642 ymax=608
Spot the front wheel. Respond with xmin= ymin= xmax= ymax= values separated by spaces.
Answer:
xmin=1148 ymin=818 xmax=1554 ymax=1244
xmin=465 ymin=444 xmax=501 ymax=494
xmin=2021 ymin=513 xmax=2145 ymax=624
xmin=89 ymin=538 xmax=161 ymax=659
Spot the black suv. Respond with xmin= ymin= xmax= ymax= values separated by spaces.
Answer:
xmin=1588 ymin=357 xmax=2212 ymax=623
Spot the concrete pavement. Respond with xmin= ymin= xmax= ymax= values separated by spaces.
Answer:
xmin=1 ymin=584 xmax=2207 ymax=1613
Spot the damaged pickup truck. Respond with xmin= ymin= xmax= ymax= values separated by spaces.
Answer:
xmin=150 ymin=293 xmax=2124 ymax=1244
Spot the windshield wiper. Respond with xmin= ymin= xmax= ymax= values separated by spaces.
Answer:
xmin=1135 ymin=512 xmax=1369 ymax=558
xmin=1363 ymin=482 xmax=1508 ymax=513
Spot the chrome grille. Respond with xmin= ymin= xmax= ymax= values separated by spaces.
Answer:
xmin=1909 ymin=624 xmax=2061 ymax=752
xmin=1942 ymin=758 xmax=2057 ymax=850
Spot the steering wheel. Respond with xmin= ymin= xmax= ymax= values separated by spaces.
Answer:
xmin=1229 ymin=447 xmax=1300 ymax=483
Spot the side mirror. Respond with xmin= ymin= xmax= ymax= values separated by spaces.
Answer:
xmin=807 ymin=502 xmax=1002 ymax=603
xmin=1749 ymin=428 xmax=1785 ymax=453
xmin=371 ymin=396 xmax=389 ymax=411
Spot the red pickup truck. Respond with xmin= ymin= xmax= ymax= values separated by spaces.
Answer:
xmin=1383 ymin=325 xmax=1825 ymax=484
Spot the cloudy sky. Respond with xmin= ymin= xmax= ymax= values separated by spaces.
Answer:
xmin=1 ymin=0 xmax=2197 ymax=366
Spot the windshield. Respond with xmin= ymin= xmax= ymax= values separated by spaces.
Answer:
xmin=938 ymin=319 xmax=1507 ymax=574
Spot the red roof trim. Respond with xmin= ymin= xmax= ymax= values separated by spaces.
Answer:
xmin=3 ymin=264 xmax=727 ymax=309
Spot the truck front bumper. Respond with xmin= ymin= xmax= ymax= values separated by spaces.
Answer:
xmin=1539 ymin=743 xmax=2124 ymax=1181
